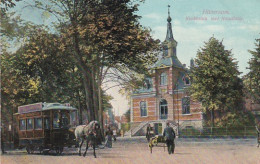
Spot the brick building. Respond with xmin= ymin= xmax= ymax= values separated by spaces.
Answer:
xmin=130 ymin=10 xmax=203 ymax=136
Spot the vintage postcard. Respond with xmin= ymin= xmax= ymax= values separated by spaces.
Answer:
xmin=1 ymin=0 xmax=259 ymax=163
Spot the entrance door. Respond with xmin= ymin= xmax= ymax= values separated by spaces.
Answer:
xmin=154 ymin=123 xmax=162 ymax=135
xmin=160 ymin=99 xmax=168 ymax=119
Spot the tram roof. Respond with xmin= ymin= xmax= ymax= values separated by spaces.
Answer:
xmin=15 ymin=102 xmax=77 ymax=115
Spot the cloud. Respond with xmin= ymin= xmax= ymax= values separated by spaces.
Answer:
xmin=143 ymin=13 xmax=163 ymax=21
xmin=238 ymin=24 xmax=260 ymax=32
xmin=204 ymin=25 xmax=225 ymax=32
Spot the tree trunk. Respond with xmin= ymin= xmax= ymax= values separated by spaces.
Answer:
xmin=82 ymin=74 xmax=95 ymax=121
xmin=71 ymin=22 xmax=96 ymax=122
xmin=211 ymin=108 xmax=215 ymax=127
xmin=91 ymin=68 xmax=99 ymax=121
xmin=77 ymin=89 xmax=82 ymax=125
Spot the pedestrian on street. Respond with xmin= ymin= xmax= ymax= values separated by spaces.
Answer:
xmin=163 ymin=122 xmax=176 ymax=154
xmin=113 ymin=129 xmax=117 ymax=141
xmin=146 ymin=124 xmax=152 ymax=142
xmin=105 ymin=126 xmax=113 ymax=148
xmin=1 ymin=125 xmax=6 ymax=154
xmin=256 ymin=122 xmax=260 ymax=148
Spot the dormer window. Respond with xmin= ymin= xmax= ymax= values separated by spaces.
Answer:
xmin=160 ymin=72 xmax=168 ymax=85
xmin=143 ymin=79 xmax=151 ymax=90
xmin=183 ymin=75 xmax=190 ymax=85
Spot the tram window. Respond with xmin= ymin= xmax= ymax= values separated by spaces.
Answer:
xmin=70 ymin=111 xmax=76 ymax=125
xmin=44 ymin=118 xmax=50 ymax=129
xmin=35 ymin=118 xmax=42 ymax=129
xmin=53 ymin=112 xmax=60 ymax=129
xmin=19 ymin=119 xmax=26 ymax=130
xmin=27 ymin=118 xmax=33 ymax=130
xmin=61 ymin=112 xmax=69 ymax=128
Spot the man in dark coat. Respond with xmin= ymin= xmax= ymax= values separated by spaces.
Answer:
xmin=146 ymin=124 xmax=152 ymax=142
xmin=256 ymin=122 xmax=260 ymax=148
xmin=163 ymin=122 xmax=176 ymax=154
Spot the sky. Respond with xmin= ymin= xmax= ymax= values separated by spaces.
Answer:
xmin=12 ymin=0 xmax=260 ymax=116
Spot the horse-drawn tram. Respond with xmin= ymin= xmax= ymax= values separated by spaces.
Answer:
xmin=14 ymin=102 xmax=78 ymax=154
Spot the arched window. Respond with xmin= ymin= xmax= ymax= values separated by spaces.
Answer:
xmin=143 ymin=79 xmax=151 ymax=90
xmin=183 ymin=75 xmax=190 ymax=85
xmin=140 ymin=101 xmax=147 ymax=117
xmin=182 ymin=97 xmax=190 ymax=114
xmin=160 ymin=99 xmax=168 ymax=119
xmin=160 ymin=72 xmax=167 ymax=85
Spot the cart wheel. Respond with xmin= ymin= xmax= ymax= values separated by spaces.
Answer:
xmin=26 ymin=146 xmax=31 ymax=154
xmin=43 ymin=150 xmax=49 ymax=155
xmin=26 ymin=145 xmax=34 ymax=154
xmin=39 ymin=146 xmax=43 ymax=154
xmin=59 ymin=147 xmax=64 ymax=154
xmin=55 ymin=147 xmax=63 ymax=155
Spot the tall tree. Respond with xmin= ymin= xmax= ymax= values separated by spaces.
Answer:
xmin=27 ymin=0 xmax=160 ymax=125
xmin=247 ymin=38 xmax=260 ymax=103
xmin=190 ymin=37 xmax=243 ymax=127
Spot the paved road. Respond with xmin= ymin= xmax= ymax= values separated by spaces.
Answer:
xmin=1 ymin=137 xmax=259 ymax=164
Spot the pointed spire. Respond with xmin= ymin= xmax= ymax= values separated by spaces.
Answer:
xmin=165 ymin=5 xmax=174 ymax=41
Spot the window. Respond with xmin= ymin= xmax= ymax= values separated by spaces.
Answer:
xmin=35 ymin=118 xmax=42 ymax=129
xmin=44 ymin=118 xmax=50 ymax=129
xmin=160 ymin=99 xmax=168 ymax=119
xmin=27 ymin=118 xmax=33 ymax=130
xmin=143 ymin=79 xmax=151 ymax=90
xmin=160 ymin=73 xmax=167 ymax=85
xmin=183 ymin=75 xmax=190 ymax=85
xmin=140 ymin=101 xmax=147 ymax=117
xmin=61 ymin=112 xmax=69 ymax=128
xmin=53 ymin=112 xmax=60 ymax=129
xmin=182 ymin=97 xmax=190 ymax=114
xmin=163 ymin=45 xmax=168 ymax=56
xmin=19 ymin=119 xmax=26 ymax=130
xmin=70 ymin=111 xmax=77 ymax=126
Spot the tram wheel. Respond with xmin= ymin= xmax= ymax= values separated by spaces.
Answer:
xmin=55 ymin=147 xmax=63 ymax=155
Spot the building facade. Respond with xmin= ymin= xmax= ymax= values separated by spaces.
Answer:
xmin=130 ymin=11 xmax=203 ymax=135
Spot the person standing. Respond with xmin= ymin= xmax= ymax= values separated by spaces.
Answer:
xmin=1 ymin=127 xmax=6 ymax=154
xmin=163 ymin=122 xmax=176 ymax=154
xmin=256 ymin=122 xmax=260 ymax=148
xmin=105 ymin=126 xmax=113 ymax=148
xmin=146 ymin=124 xmax=152 ymax=142
xmin=113 ymin=129 xmax=117 ymax=141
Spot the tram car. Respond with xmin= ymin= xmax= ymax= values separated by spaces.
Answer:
xmin=14 ymin=102 xmax=78 ymax=154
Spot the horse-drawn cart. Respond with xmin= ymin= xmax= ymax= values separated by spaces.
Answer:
xmin=14 ymin=103 xmax=78 ymax=155
xmin=148 ymin=135 xmax=167 ymax=153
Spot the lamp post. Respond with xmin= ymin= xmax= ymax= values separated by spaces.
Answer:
xmin=176 ymin=83 xmax=179 ymax=134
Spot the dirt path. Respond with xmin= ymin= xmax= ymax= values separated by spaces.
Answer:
xmin=1 ymin=137 xmax=259 ymax=164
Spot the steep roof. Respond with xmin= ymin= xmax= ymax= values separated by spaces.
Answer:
xmin=154 ymin=55 xmax=183 ymax=69
xmin=153 ymin=5 xmax=183 ymax=69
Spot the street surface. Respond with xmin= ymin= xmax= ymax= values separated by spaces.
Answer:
xmin=1 ymin=137 xmax=259 ymax=164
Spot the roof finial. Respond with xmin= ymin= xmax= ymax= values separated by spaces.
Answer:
xmin=168 ymin=5 xmax=170 ymax=16
xmin=167 ymin=5 xmax=172 ymax=22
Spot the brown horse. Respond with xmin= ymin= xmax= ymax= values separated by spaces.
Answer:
xmin=74 ymin=121 xmax=100 ymax=158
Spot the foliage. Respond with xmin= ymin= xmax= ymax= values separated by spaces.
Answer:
xmin=1 ymin=0 xmax=21 ymax=13
xmin=1 ymin=0 xmax=159 ymax=128
xmin=28 ymin=0 xmax=160 ymax=121
xmin=214 ymin=111 xmax=255 ymax=128
xmin=124 ymin=109 xmax=131 ymax=123
xmin=121 ymin=123 xmax=131 ymax=132
xmin=190 ymin=37 xmax=243 ymax=113
xmin=246 ymin=38 xmax=260 ymax=103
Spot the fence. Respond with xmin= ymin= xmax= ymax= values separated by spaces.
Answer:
xmin=179 ymin=126 xmax=257 ymax=138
